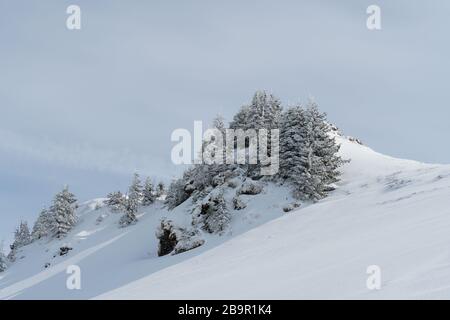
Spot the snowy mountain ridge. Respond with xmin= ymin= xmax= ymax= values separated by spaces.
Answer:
xmin=2 ymin=135 xmax=450 ymax=299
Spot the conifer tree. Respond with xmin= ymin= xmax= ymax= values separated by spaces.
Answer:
xmin=304 ymin=101 xmax=343 ymax=187
xmin=128 ymin=172 xmax=143 ymax=206
xmin=279 ymin=105 xmax=307 ymax=180
xmin=230 ymin=91 xmax=282 ymax=131
xmin=119 ymin=202 xmax=138 ymax=227
xmin=119 ymin=173 xmax=142 ymax=227
xmin=212 ymin=114 xmax=227 ymax=135
xmin=203 ymin=115 xmax=228 ymax=165
xmin=200 ymin=190 xmax=230 ymax=234
xmin=164 ymin=178 xmax=189 ymax=210
xmin=229 ymin=91 xmax=283 ymax=178
xmin=49 ymin=186 xmax=78 ymax=238
xmin=156 ymin=182 xmax=165 ymax=197
xmin=230 ymin=105 xmax=251 ymax=130
xmin=0 ymin=242 xmax=7 ymax=273
xmin=13 ymin=221 xmax=32 ymax=248
xmin=32 ymin=208 xmax=51 ymax=240
xmin=105 ymin=191 xmax=125 ymax=213
xmin=7 ymin=221 xmax=32 ymax=261
xmin=247 ymin=90 xmax=283 ymax=130
xmin=279 ymin=101 xmax=343 ymax=201
xmin=142 ymin=178 xmax=156 ymax=206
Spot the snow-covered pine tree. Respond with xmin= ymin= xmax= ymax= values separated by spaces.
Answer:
xmin=279 ymin=101 xmax=343 ymax=201
xmin=247 ymin=90 xmax=283 ymax=130
xmin=212 ymin=114 xmax=226 ymax=135
xmin=202 ymin=115 xmax=228 ymax=166
xmin=49 ymin=186 xmax=78 ymax=238
xmin=119 ymin=173 xmax=142 ymax=227
xmin=0 ymin=241 xmax=7 ymax=272
xmin=14 ymin=221 xmax=32 ymax=248
xmin=31 ymin=208 xmax=51 ymax=240
xmin=128 ymin=172 xmax=143 ymax=205
xmin=199 ymin=190 xmax=230 ymax=234
xmin=230 ymin=91 xmax=282 ymax=131
xmin=105 ymin=191 xmax=125 ymax=213
xmin=229 ymin=105 xmax=251 ymax=130
xmin=7 ymin=221 xmax=32 ymax=261
xmin=156 ymin=182 xmax=165 ymax=197
xmin=231 ymin=91 xmax=283 ymax=177
xmin=142 ymin=178 xmax=156 ymax=206
xmin=304 ymin=101 xmax=343 ymax=188
xmin=6 ymin=248 xmax=15 ymax=262
xmin=165 ymin=178 xmax=189 ymax=210
xmin=118 ymin=203 xmax=138 ymax=227
xmin=279 ymin=105 xmax=307 ymax=181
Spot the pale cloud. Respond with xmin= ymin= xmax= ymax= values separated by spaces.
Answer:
xmin=0 ymin=129 xmax=166 ymax=175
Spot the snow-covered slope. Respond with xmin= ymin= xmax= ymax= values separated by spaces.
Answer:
xmin=2 ymin=136 xmax=450 ymax=299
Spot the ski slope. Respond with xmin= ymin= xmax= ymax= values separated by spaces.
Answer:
xmin=2 ymin=136 xmax=450 ymax=299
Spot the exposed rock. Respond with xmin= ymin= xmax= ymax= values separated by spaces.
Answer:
xmin=347 ymin=136 xmax=363 ymax=145
xmin=59 ymin=246 xmax=73 ymax=256
xmin=156 ymin=219 xmax=204 ymax=257
xmin=282 ymin=202 xmax=301 ymax=213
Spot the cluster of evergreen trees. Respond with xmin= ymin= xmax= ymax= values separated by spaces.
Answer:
xmin=0 ymin=174 xmax=167 ymax=272
xmin=0 ymin=90 xmax=344 ymax=268
xmin=165 ymin=90 xmax=344 ymax=209
xmin=105 ymin=173 xmax=165 ymax=227
xmin=2 ymin=186 xmax=78 ymax=269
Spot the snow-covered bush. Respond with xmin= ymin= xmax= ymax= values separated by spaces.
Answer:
xmin=119 ymin=210 xmax=138 ymax=227
xmin=227 ymin=177 xmax=241 ymax=188
xmin=173 ymin=231 xmax=205 ymax=256
xmin=212 ymin=174 xmax=225 ymax=187
xmin=156 ymin=219 xmax=204 ymax=256
xmin=237 ymin=180 xmax=264 ymax=195
xmin=232 ymin=196 xmax=247 ymax=210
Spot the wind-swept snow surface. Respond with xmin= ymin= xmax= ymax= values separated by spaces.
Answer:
xmin=2 ymin=137 xmax=450 ymax=299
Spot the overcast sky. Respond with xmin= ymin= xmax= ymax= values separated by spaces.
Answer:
xmin=1 ymin=0 xmax=449 ymax=244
